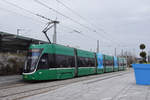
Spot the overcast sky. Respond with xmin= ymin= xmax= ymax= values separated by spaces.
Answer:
xmin=0 ymin=0 xmax=150 ymax=56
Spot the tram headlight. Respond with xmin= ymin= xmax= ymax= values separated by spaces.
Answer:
xmin=39 ymin=72 xmax=42 ymax=75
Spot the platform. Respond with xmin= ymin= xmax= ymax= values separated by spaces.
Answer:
xmin=23 ymin=70 xmax=150 ymax=100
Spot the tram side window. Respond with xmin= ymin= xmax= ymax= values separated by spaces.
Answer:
xmin=118 ymin=60 xmax=123 ymax=66
xmin=121 ymin=63 xmax=123 ymax=66
xmin=120 ymin=60 xmax=123 ymax=66
xmin=118 ymin=60 xmax=120 ymax=66
xmin=68 ymin=56 xmax=75 ymax=67
xmin=78 ymin=57 xmax=86 ymax=67
xmin=123 ymin=61 xmax=126 ymax=66
xmin=122 ymin=61 xmax=125 ymax=66
xmin=89 ymin=58 xmax=95 ymax=66
xmin=78 ymin=57 xmax=95 ymax=67
xmin=117 ymin=60 xmax=120 ymax=66
xmin=104 ymin=59 xmax=114 ymax=66
xmin=55 ymin=55 xmax=75 ymax=68
xmin=48 ymin=54 xmax=55 ymax=68
xmin=38 ymin=54 xmax=49 ymax=69
xmin=55 ymin=55 xmax=66 ymax=68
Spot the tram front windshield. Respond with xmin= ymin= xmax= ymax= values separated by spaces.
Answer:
xmin=24 ymin=49 xmax=42 ymax=73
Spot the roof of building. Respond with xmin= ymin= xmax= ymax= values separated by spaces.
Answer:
xmin=0 ymin=31 xmax=48 ymax=51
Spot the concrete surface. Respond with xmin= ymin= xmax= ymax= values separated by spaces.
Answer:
xmin=0 ymin=71 xmax=129 ymax=100
xmin=23 ymin=71 xmax=150 ymax=100
xmin=0 ymin=75 xmax=21 ymax=84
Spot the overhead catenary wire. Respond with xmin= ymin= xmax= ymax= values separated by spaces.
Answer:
xmin=0 ymin=6 xmax=45 ymax=24
xmin=2 ymin=0 xmax=118 ymax=44
xmin=59 ymin=23 xmax=109 ymax=44
xmin=2 ymin=0 xmax=53 ymax=22
xmin=1 ymin=0 xmax=61 ymax=43
xmin=34 ymin=0 xmax=111 ymax=42
xmin=55 ymin=0 xmax=87 ymax=22
xmin=1 ymin=0 xmax=86 ymax=38
xmin=0 ymin=0 xmax=116 ymax=53
xmin=2 ymin=0 xmax=122 ymax=47
xmin=59 ymin=24 xmax=112 ymax=45
xmin=2 ymin=0 xmax=95 ymax=40
xmin=57 ymin=23 xmax=102 ymax=44
xmin=34 ymin=0 xmax=97 ymax=32
xmin=54 ymin=0 xmax=126 ymax=45
xmin=60 ymin=24 xmax=107 ymax=43
xmin=55 ymin=0 xmax=105 ymax=29
xmin=34 ymin=0 xmax=123 ymax=46
xmin=1 ymin=0 xmax=86 ymax=42
xmin=59 ymin=24 xmax=84 ymax=35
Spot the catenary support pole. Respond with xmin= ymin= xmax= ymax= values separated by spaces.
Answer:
xmin=97 ymin=40 xmax=99 ymax=53
xmin=115 ymin=48 xmax=116 ymax=56
xmin=121 ymin=49 xmax=123 ymax=57
xmin=53 ymin=21 xmax=59 ymax=44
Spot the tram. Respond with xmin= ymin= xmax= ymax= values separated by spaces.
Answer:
xmin=23 ymin=43 xmax=127 ymax=80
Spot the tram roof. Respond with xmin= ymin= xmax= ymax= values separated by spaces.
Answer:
xmin=0 ymin=31 xmax=48 ymax=51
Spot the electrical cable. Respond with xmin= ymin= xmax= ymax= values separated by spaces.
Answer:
xmin=0 ymin=6 xmax=45 ymax=24
xmin=2 ymin=0 xmax=123 ymax=47
xmin=55 ymin=0 xmax=122 ymax=44
xmin=2 ymin=0 xmax=53 ymax=22
xmin=34 ymin=0 xmax=123 ymax=46
xmin=34 ymin=0 xmax=97 ymax=32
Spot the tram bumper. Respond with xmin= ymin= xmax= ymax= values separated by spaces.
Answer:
xmin=23 ymin=74 xmax=36 ymax=80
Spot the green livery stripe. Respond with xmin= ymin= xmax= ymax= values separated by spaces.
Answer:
xmin=55 ymin=68 xmax=75 ymax=79
xmin=78 ymin=67 xmax=96 ymax=76
xmin=105 ymin=67 xmax=114 ymax=72
xmin=23 ymin=66 xmax=124 ymax=81
xmin=118 ymin=66 xmax=124 ymax=71
xmin=23 ymin=67 xmax=97 ymax=80
xmin=114 ymin=68 xmax=118 ymax=72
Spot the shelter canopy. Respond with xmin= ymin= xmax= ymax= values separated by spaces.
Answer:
xmin=0 ymin=31 xmax=48 ymax=51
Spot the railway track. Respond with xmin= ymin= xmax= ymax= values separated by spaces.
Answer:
xmin=0 ymin=83 xmax=64 ymax=99
xmin=0 ymin=69 xmax=132 ymax=100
